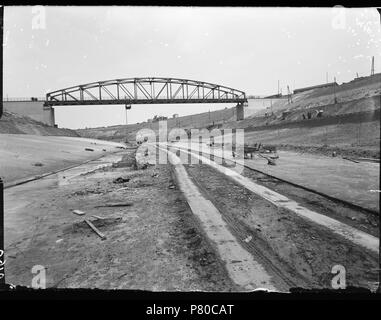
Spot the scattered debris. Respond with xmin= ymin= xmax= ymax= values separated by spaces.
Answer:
xmin=71 ymin=189 xmax=102 ymax=196
xmin=243 ymin=235 xmax=252 ymax=243
xmin=115 ymin=187 xmax=129 ymax=192
xmin=102 ymin=149 xmax=106 ymax=151
xmin=332 ymin=151 xmax=337 ymax=157
xmin=94 ymin=202 xmax=133 ymax=208
xmin=85 ymin=148 xmax=94 ymax=152
xmin=168 ymin=185 xmax=175 ymax=189
xmin=230 ymin=260 xmax=242 ymax=264
xmin=355 ymin=157 xmax=380 ymax=163
xmin=85 ymin=219 xmax=107 ymax=240
xmin=33 ymin=162 xmax=44 ymax=167
xmin=342 ymin=157 xmax=360 ymax=163
xmin=56 ymin=239 xmax=63 ymax=243
xmin=91 ymin=215 xmax=104 ymax=220
xmin=113 ymin=177 xmax=130 ymax=184
xmin=72 ymin=210 xmax=85 ymax=216
xmin=267 ymin=158 xmax=276 ymax=165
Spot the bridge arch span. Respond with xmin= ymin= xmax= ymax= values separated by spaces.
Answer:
xmin=44 ymin=77 xmax=247 ymax=106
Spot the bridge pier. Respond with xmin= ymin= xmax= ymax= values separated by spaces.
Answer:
xmin=43 ymin=105 xmax=56 ymax=127
xmin=236 ymin=102 xmax=245 ymax=121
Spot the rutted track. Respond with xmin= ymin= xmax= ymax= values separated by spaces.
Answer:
xmin=170 ymin=143 xmax=379 ymax=238
xmin=157 ymin=143 xmax=379 ymax=290
xmin=175 ymin=143 xmax=379 ymax=217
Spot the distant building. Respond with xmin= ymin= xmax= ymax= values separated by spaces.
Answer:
xmin=172 ymin=114 xmax=179 ymax=118
xmin=293 ymin=82 xmax=338 ymax=94
xmin=152 ymin=115 xmax=168 ymax=122
xmin=147 ymin=118 xmax=153 ymax=123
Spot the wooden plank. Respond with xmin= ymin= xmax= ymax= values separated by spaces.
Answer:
xmin=91 ymin=215 xmax=104 ymax=220
xmin=72 ymin=210 xmax=85 ymax=216
xmin=85 ymin=219 xmax=106 ymax=240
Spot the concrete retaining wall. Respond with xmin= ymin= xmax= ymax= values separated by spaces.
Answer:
xmin=3 ymin=101 xmax=55 ymax=126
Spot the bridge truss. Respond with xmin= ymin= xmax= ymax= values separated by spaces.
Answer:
xmin=44 ymin=77 xmax=247 ymax=106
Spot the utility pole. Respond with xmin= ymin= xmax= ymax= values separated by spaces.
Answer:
xmin=371 ymin=56 xmax=375 ymax=76
xmin=287 ymin=85 xmax=292 ymax=104
xmin=277 ymin=80 xmax=280 ymax=96
xmin=333 ymin=77 xmax=337 ymax=104
xmin=326 ymin=72 xmax=328 ymax=84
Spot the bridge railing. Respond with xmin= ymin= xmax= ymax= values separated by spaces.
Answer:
xmin=3 ymin=97 xmax=46 ymax=102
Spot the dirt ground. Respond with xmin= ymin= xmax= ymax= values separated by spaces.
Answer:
xmin=184 ymin=163 xmax=379 ymax=290
xmin=5 ymin=149 xmax=236 ymax=291
xmin=0 ymin=134 xmax=126 ymax=186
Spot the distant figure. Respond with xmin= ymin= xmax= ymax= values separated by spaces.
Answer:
xmin=317 ymin=110 xmax=324 ymax=118
xmin=302 ymin=114 xmax=306 ymax=120
xmin=307 ymin=111 xmax=312 ymax=119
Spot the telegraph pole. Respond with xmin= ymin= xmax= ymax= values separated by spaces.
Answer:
xmin=333 ymin=77 xmax=337 ymax=104
xmin=371 ymin=56 xmax=375 ymax=76
xmin=287 ymin=85 xmax=292 ymax=104
xmin=277 ymin=80 xmax=280 ymax=96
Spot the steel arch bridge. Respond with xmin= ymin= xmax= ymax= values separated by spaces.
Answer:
xmin=44 ymin=77 xmax=247 ymax=107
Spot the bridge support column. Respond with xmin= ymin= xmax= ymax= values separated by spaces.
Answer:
xmin=236 ymin=102 xmax=245 ymax=121
xmin=43 ymin=106 xmax=56 ymax=127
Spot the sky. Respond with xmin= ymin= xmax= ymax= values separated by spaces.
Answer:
xmin=4 ymin=6 xmax=381 ymax=129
